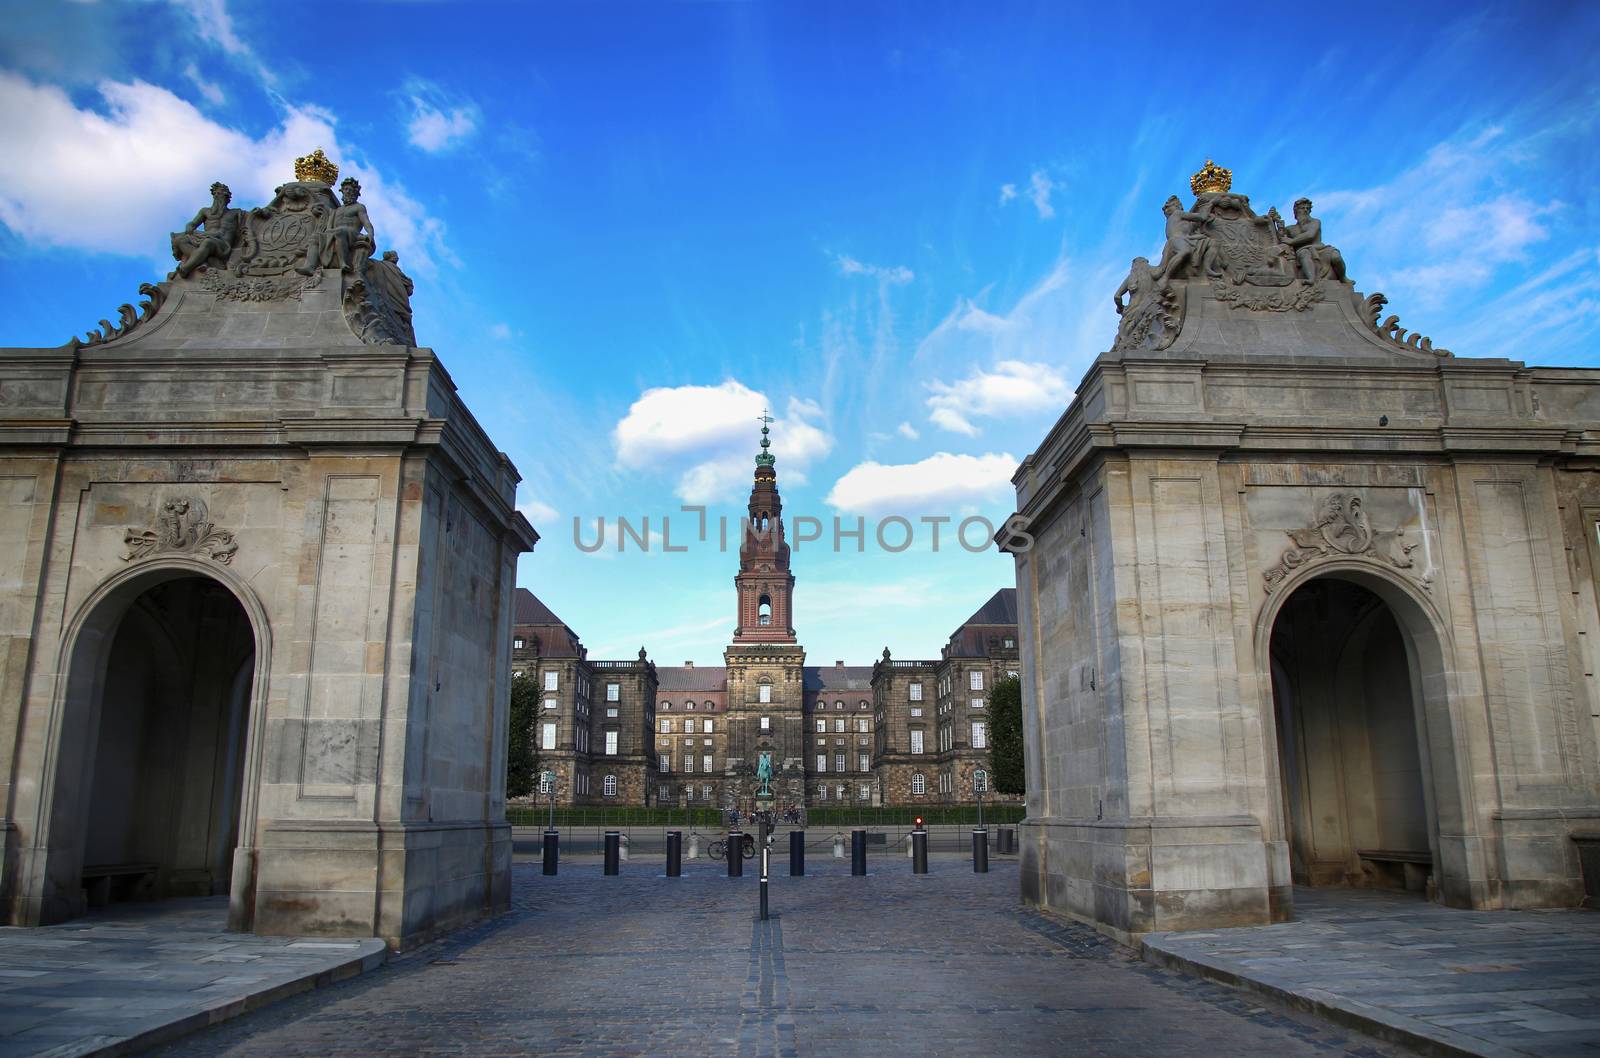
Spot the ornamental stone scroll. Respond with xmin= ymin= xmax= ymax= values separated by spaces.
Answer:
xmin=1261 ymin=491 xmax=1424 ymax=593
xmin=123 ymin=495 xmax=238 ymax=565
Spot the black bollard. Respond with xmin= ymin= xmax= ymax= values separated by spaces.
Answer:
xmin=666 ymin=830 xmax=682 ymax=877
xmin=542 ymin=828 xmax=559 ymax=876
xmin=727 ymin=830 xmax=743 ymax=877
xmin=759 ymin=837 xmax=770 ymax=921
xmin=972 ymin=827 xmax=988 ymax=873
xmin=603 ymin=830 xmax=620 ymax=875
xmin=912 ymin=827 xmax=929 ymax=874
xmin=851 ymin=828 xmax=867 ymax=876
xmin=789 ymin=829 xmax=805 ymax=876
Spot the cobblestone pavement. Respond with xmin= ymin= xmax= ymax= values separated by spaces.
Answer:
xmin=0 ymin=898 xmax=384 ymax=1058
xmin=1144 ymin=886 xmax=1600 ymax=1058
xmin=140 ymin=858 xmax=1403 ymax=1058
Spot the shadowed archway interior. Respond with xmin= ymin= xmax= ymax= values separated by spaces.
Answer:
xmin=78 ymin=576 xmax=255 ymax=907
xmin=1269 ymin=577 xmax=1432 ymax=895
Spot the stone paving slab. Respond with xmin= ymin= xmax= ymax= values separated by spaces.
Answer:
xmin=1142 ymin=886 xmax=1600 ymax=1058
xmin=135 ymin=859 xmax=1405 ymax=1057
xmin=0 ymin=898 xmax=386 ymax=1058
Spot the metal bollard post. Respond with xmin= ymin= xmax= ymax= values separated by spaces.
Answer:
xmin=727 ymin=830 xmax=743 ymax=877
xmin=912 ymin=827 xmax=929 ymax=874
xmin=972 ymin=827 xmax=988 ymax=873
xmin=850 ymin=828 xmax=867 ymax=876
xmin=759 ymin=837 xmax=770 ymax=921
xmin=790 ymin=829 xmax=805 ymax=876
xmin=666 ymin=830 xmax=682 ymax=877
xmin=603 ymin=830 xmax=620 ymax=875
xmin=542 ymin=828 xmax=559 ymax=876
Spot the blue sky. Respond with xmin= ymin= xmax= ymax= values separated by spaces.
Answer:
xmin=2 ymin=1 xmax=1596 ymax=663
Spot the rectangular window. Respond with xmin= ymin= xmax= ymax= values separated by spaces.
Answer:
xmin=816 ymin=754 xmax=827 ymax=773
xmin=833 ymin=718 xmax=845 ymax=733
xmin=684 ymin=755 xmax=694 ymax=773
xmin=659 ymin=754 xmax=670 ymax=772
xmin=759 ymin=684 xmax=772 ymax=703
xmin=703 ymin=719 xmax=713 ymax=732
xmin=541 ymin=722 xmax=556 ymax=751
xmin=544 ymin=698 xmax=557 ymax=711
xmin=702 ymin=755 xmax=713 ymax=773
xmin=684 ymin=717 xmax=697 ymax=734
xmin=969 ymin=670 xmax=984 ymax=691
xmin=910 ymin=730 xmax=924 ymax=754
xmin=760 ymin=716 xmax=771 ymax=731
xmin=971 ymin=697 xmax=985 ymax=710
xmin=835 ymin=753 xmax=845 ymax=773
xmin=606 ymin=683 xmax=620 ymax=702
xmin=513 ymin=637 xmax=524 ymax=649
xmin=909 ymin=682 xmax=923 ymax=701
xmin=858 ymin=753 xmax=870 ymax=772
xmin=661 ymin=718 xmax=672 ymax=733
xmin=971 ymin=722 xmax=987 ymax=749
xmin=856 ymin=717 xmax=868 ymax=733
xmin=1003 ymin=637 xmax=1015 ymax=649
xmin=606 ymin=707 xmax=618 ymax=718
xmin=818 ymin=785 xmax=828 ymax=801
xmin=859 ymin=784 xmax=870 ymax=801
xmin=544 ymin=671 xmax=558 ymax=691
xmin=702 ymin=784 xmax=711 ymax=801
xmin=816 ymin=718 xmax=826 ymax=733
xmin=538 ymin=772 xmax=551 ymax=794
xmin=910 ymin=707 xmax=922 ymax=717
xmin=605 ymin=730 xmax=618 ymax=755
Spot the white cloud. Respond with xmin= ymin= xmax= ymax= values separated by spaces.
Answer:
xmin=835 ymin=253 xmax=914 ymax=285
xmin=169 ymin=0 xmax=277 ymax=88
xmin=490 ymin=322 xmax=512 ymax=340
xmin=825 ymin=452 xmax=1019 ymax=515
xmin=924 ymin=360 xmax=1071 ymax=437
xmin=404 ymin=84 xmax=480 ymax=153
xmin=0 ymin=72 xmax=452 ymax=276
xmin=613 ymin=382 xmax=833 ymax=503
xmin=516 ymin=497 xmax=558 ymax=525
xmin=998 ymin=183 xmax=1017 ymax=205
xmin=896 ymin=421 xmax=920 ymax=440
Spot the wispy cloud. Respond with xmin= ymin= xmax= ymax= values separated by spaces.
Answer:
xmin=999 ymin=168 xmax=1056 ymax=219
xmin=403 ymin=79 xmax=480 ymax=153
xmin=896 ymin=421 xmax=920 ymax=440
xmin=835 ymin=253 xmax=914 ymax=285
xmin=169 ymin=0 xmax=277 ymax=90
xmin=182 ymin=61 xmax=224 ymax=106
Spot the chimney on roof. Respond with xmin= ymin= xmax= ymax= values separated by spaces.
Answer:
xmin=684 ymin=660 xmax=694 ymax=668
xmin=835 ymin=660 xmax=843 ymax=667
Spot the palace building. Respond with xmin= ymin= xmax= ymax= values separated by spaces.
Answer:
xmin=511 ymin=423 xmax=1018 ymax=809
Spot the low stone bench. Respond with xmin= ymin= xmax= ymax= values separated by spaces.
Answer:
xmin=82 ymin=862 xmax=158 ymax=907
xmin=1356 ymin=849 xmax=1431 ymax=893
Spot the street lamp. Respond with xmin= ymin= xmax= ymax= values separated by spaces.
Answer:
xmin=543 ymin=770 xmax=558 ymax=829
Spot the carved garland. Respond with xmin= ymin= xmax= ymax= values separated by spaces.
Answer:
xmin=1262 ymin=492 xmax=1426 ymax=593
xmin=123 ymin=495 xmax=238 ymax=565
xmin=1211 ymin=279 xmax=1324 ymax=312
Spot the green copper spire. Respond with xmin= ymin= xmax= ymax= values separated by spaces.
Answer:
xmin=756 ymin=409 xmax=775 ymax=467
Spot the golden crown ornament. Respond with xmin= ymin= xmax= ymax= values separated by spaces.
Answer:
xmin=1190 ymin=159 xmax=1232 ymax=196
xmin=294 ymin=148 xmax=339 ymax=185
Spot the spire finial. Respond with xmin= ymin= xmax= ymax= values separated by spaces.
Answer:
xmin=756 ymin=408 xmax=775 ymax=467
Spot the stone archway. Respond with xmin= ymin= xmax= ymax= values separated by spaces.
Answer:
xmin=30 ymin=563 xmax=266 ymax=928
xmin=1260 ymin=566 xmax=1479 ymax=908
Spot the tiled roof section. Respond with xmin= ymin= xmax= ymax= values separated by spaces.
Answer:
xmin=656 ymin=666 xmax=728 ymax=692
xmin=803 ymin=665 xmax=874 ymax=692
xmin=961 ymin=588 xmax=1018 ymax=628
xmin=513 ymin=587 xmax=566 ymax=626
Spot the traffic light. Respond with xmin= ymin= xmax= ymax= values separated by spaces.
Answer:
xmin=914 ymin=815 xmax=924 ymax=830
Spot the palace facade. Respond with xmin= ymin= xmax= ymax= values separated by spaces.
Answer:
xmin=512 ymin=426 xmax=1018 ymax=809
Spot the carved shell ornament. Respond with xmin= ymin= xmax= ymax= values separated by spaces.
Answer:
xmin=123 ymin=495 xmax=238 ymax=565
xmin=1262 ymin=492 xmax=1426 ymax=593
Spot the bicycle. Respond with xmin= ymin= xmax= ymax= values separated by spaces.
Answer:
xmin=706 ymin=834 xmax=756 ymax=860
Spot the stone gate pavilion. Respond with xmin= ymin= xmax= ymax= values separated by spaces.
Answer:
xmin=0 ymin=152 xmax=537 ymax=948
xmin=1007 ymin=161 xmax=1600 ymax=939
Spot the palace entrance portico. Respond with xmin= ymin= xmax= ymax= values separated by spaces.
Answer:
xmin=0 ymin=152 xmax=538 ymax=947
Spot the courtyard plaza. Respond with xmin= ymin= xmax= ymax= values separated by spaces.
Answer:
xmin=133 ymin=853 xmax=1418 ymax=1058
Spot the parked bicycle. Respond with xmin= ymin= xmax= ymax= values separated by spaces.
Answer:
xmin=706 ymin=833 xmax=756 ymax=860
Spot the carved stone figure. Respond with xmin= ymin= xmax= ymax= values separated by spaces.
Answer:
xmin=123 ymin=495 xmax=238 ymax=565
xmin=170 ymin=183 xmax=246 ymax=278
xmin=1262 ymin=492 xmax=1420 ymax=591
xmin=1112 ymin=256 xmax=1181 ymax=351
xmin=300 ymin=177 xmax=375 ymax=276
xmin=344 ymin=249 xmax=417 ymax=346
xmin=1280 ymin=198 xmax=1346 ymax=282
xmin=755 ymin=752 xmax=773 ymax=795
xmin=1202 ymin=193 xmax=1295 ymax=286
xmin=1157 ymin=195 xmax=1213 ymax=283
xmin=241 ymin=181 xmax=334 ymax=277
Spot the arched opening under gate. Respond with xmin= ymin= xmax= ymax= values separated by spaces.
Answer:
xmin=57 ymin=573 xmax=256 ymax=916
xmin=1269 ymin=576 xmax=1435 ymax=896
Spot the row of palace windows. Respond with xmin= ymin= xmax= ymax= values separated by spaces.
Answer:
xmin=659 ymin=784 xmax=718 ymax=801
xmin=816 ymin=717 xmax=870 ymax=733
xmin=816 ymin=784 xmax=873 ymax=801
xmin=539 ymin=772 xmax=610 ymax=797
xmin=660 ymin=700 xmax=717 ymax=711
xmin=660 ymin=717 xmax=714 ymax=733
xmin=541 ymin=722 xmax=616 ymax=755
xmin=814 ymin=753 xmax=872 ymax=773
xmin=908 ymin=769 xmax=988 ymax=795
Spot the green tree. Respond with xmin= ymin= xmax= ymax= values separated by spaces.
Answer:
xmin=506 ymin=674 xmax=539 ymax=799
xmin=988 ymin=674 xmax=1025 ymax=797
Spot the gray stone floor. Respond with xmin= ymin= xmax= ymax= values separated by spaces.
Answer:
xmin=0 ymin=897 xmax=385 ymax=1058
xmin=135 ymin=858 xmax=1403 ymax=1058
xmin=1144 ymin=886 xmax=1600 ymax=1058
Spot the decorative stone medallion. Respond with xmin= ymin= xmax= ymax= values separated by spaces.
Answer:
xmin=1262 ymin=492 xmax=1423 ymax=592
xmin=123 ymin=496 xmax=238 ymax=565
